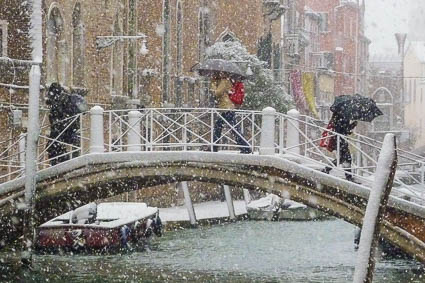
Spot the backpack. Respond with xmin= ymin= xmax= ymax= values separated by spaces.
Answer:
xmin=319 ymin=122 xmax=337 ymax=152
xmin=228 ymin=81 xmax=245 ymax=106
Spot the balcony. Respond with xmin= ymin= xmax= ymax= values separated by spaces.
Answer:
xmin=263 ymin=0 xmax=288 ymax=21
xmin=311 ymin=52 xmax=333 ymax=70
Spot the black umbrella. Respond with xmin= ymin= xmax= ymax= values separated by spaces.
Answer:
xmin=192 ymin=59 xmax=247 ymax=80
xmin=330 ymin=94 xmax=383 ymax=122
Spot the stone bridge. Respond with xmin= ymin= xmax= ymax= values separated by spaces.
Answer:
xmin=1 ymin=151 xmax=425 ymax=262
xmin=0 ymin=107 xmax=425 ymax=262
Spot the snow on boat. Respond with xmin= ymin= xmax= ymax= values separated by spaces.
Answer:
xmin=246 ymin=193 xmax=329 ymax=221
xmin=35 ymin=202 xmax=162 ymax=253
xmin=246 ymin=193 xmax=285 ymax=221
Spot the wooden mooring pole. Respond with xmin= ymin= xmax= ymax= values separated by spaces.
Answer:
xmin=178 ymin=182 xmax=197 ymax=226
xmin=353 ymin=134 xmax=398 ymax=283
xmin=223 ymin=185 xmax=236 ymax=220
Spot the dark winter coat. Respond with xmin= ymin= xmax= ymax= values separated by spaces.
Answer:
xmin=331 ymin=113 xmax=357 ymax=136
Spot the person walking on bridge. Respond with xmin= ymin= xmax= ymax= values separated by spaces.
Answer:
xmin=210 ymin=72 xmax=251 ymax=153
xmin=321 ymin=94 xmax=383 ymax=183
xmin=321 ymin=112 xmax=358 ymax=182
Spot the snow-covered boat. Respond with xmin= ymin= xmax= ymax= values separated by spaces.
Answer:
xmin=246 ymin=193 xmax=285 ymax=221
xmin=35 ymin=202 xmax=162 ymax=253
xmin=246 ymin=193 xmax=329 ymax=221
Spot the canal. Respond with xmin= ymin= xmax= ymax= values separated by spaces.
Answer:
xmin=1 ymin=219 xmax=424 ymax=282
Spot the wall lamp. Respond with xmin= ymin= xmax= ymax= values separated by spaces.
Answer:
xmin=95 ymin=34 xmax=148 ymax=54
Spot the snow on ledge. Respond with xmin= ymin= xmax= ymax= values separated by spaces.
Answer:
xmin=1 ymin=151 xmax=424 ymax=219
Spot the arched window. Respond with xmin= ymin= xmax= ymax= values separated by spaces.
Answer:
xmin=372 ymin=87 xmax=394 ymax=131
xmin=111 ymin=12 xmax=123 ymax=96
xmin=198 ymin=6 xmax=210 ymax=63
xmin=197 ymin=7 xmax=210 ymax=106
xmin=47 ymin=4 xmax=68 ymax=85
xmin=72 ymin=2 xmax=85 ymax=87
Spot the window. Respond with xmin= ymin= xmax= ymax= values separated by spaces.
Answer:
xmin=0 ymin=20 xmax=7 ymax=57
xmin=0 ymin=29 xmax=2 ymax=56
xmin=111 ymin=11 xmax=123 ymax=96
xmin=175 ymin=0 xmax=183 ymax=106
xmin=414 ymin=80 xmax=417 ymax=102
xmin=198 ymin=7 xmax=209 ymax=63
xmin=319 ymin=13 xmax=328 ymax=32
xmin=372 ymin=88 xmax=394 ymax=131
xmin=162 ymin=0 xmax=171 ymax=103
xmin=176 ymin=1 xmax=183 ymax=75
xmin=72 ymin=3 xmax=85 ymax=87
xmin=47 ymin=5 xmax=68 ymax=85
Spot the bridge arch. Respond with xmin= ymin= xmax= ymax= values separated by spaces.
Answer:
xmin=1 ymin=152 xmax=424 ymax=262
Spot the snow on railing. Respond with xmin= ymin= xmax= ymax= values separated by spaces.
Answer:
xmin=103 ymin=108 xmax=262 ymax=153
xmin=284 ymin=113 xmax=425 ymax=205
xmin=35 ymin=112 xmax=88 ymax=168
xmin=1 ymin=107 xmax=424 ymax=205
xmin=0 ymin=134 xmax=26 ymax=182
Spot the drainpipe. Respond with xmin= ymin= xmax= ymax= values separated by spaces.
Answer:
xmin=162 ymin=0 xmax=171 ymax=106
xmin=128 ymin=0 xmax=137 ymax=104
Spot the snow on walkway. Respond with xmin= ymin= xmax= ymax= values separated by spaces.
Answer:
xmin=159 ymin=200 xmax=247 ymax=222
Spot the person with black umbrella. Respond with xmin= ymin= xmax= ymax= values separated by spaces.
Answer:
xmin=209 ymin=71 xmax=251 ymax=153
xmin=321 ymin=93 xmax=383 ymax=183
xmin=321 ymin=112 xmax=358 ymax=182
xmin=194 ymin=59 xmax=251 ymax=153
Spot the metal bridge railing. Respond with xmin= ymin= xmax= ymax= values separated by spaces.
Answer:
xmin=279 ymin=113 xmax=425 ymax=205
xmin=103 ymin=108 xmax=263 ymax=153
xmin=0 ymin=135 xmax=26 ymax=182
xmin=1 ymin=107 xmax=424 ymax=205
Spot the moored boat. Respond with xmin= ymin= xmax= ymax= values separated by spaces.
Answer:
xmin=246 ymin=193 xmax=329 ymax=221
xmin=35 ymin=202 xmax=162 ymax=253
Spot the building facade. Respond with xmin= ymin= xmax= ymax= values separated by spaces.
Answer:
xmin=281 ymin=0 xmax=369 ymax=120
xmin=0 ymin=0 xmax=288 ymax=139
xmin=403 ymin=42 xmax=425 ymax=149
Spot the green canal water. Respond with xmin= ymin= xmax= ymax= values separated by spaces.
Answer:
xmin=1 ymin=219 xmax=424 ymax=282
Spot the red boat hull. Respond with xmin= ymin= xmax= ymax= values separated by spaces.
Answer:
xmin=36 ymin=222 xmax=149 ymax=252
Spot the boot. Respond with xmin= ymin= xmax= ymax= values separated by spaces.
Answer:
xmin=345 ymin=174 xmax=360 ymax=184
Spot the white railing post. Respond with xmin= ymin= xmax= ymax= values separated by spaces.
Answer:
xmin=260 ymin=107 xmax=276 ymax=155
xmin=356 ymin=140 xmax=362 ymax=176
xmin=243 ymin=189 xmax=252 ymax=205
xmin=183 ymin=112 xmax=187 ymax=151
xmin=287 ymin=109 xmax=300 ymax=155
xmin=19 ymin=134 xmax=26 ymax=169
xmin=353 ymin=134 xmax=397 ymax=283
xmin=336 ymin=135 xmax=341 ymax=167
xmin=279 ymin=115 xmax=284 ymax=154
xmin=127 ymin=110 xmax=142 ymax=151
xmin=22 ymin=64 xmax=41 ymax=265
xmin=223 ymin=185 xmax=236 ymax=220
xmin=90 ymin=106 xmax=104 ymax=153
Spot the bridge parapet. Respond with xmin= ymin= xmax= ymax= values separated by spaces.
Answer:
xmin=0 ymin=107 xmax=424 ymax=204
